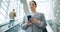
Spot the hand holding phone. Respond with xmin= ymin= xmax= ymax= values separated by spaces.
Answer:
xmin=27 ymin=15 xmax=32 ymax=21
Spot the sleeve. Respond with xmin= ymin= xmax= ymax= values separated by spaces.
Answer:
xmin=38 ymin=21 xmax=44 ymax=27
xmin=21 ymin=16 xmax=28 ymax=30
xmin=38 ymin=13 xmax=47 ymax=29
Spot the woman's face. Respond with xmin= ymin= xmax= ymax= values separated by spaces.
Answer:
xmin=29 ymin=2 xmax=36 ymax=11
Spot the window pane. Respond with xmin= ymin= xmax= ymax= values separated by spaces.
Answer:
xmin=1 ymin=3 xmax=7 ymax=11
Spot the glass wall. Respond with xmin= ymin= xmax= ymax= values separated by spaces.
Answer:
xmin=0 ymin=0 xmax=9 ymax=24
xmin=0 ymin=0 xmax=25 ymax=24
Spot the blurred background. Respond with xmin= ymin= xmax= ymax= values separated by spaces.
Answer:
xmin=0 ymin=0 xmax=60 ymax=32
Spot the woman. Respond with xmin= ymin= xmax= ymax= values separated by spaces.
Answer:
xmin=22 ymin=1 xmax=47 ymax=32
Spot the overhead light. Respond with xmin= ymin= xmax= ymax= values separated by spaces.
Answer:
xmin=57 ymin=10 xmax=59 ymax=12
xmin=56 ymin=14 xmax=58 ymax=16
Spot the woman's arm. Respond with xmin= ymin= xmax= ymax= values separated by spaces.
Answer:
xmin=38 ymin=13 xmax=47 ymax=29
xmin=21 ymin=16 xmax=31 ymax=30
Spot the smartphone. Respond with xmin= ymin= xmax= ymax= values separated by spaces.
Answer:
xmin=27 ymin=15 xmax=32 ymax=21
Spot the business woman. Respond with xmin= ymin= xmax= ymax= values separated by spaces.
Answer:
xmin=21 ymin=1 xmax=47 ymax=32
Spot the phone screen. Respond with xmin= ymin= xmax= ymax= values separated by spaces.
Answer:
xmin=27 ymin=15 xmax=32 ymax=21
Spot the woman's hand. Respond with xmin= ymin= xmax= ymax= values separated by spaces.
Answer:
xmin=25 ymin=20 xmax=31 ymax=26
xmin=30 ymin=18 xmax=41 ymax=25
